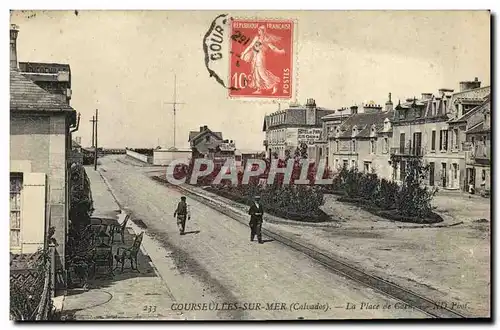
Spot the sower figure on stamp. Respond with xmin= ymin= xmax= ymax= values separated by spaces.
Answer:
xmin=174 ymin=196 xmax=191 ymax=235
xmin=248 ymin=195 xmax=264 ymax=244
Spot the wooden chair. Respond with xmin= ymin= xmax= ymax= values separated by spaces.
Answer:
xmin=109 ymin=214 xmax=131 ymax=244
xmin=114 ymin=232 xmax=144 ymax=272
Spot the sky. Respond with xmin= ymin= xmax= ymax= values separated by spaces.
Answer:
xmin=10 ymin=10 xmax=490 ymax=150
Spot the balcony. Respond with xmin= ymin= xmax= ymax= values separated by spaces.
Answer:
xmin=472 ymin=144 xmax=490 ymax=165
xmin=390 ymin=147 xmax=424 ymax=157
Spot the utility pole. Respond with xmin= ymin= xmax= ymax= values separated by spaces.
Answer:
xmin=94 ymin=109 xmax=98 ymax=171
xmin=163 ymin=74 xmax=185 ymax=149
xmin=90 ymin=116 xmax=96 ymax=148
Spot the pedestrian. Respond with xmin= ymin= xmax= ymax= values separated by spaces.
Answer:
xmin=174 ymin=196 xmax=190 ymax=235
xmin=248 ymin=195 xmax=264 ymax=244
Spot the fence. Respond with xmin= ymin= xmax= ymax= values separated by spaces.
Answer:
xmin=126 ymin=149 xmax=149 ymax=163
xmin=10 ymin=244 xmax=56 ymax=321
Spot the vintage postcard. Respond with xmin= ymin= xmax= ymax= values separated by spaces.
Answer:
xmin=8 ymin=10 xmax=491 ymax=321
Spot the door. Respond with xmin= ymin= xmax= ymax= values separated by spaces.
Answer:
xmin=429 ymin=162 xmax=435 ymax=186
xmin=441 ymin=163 xmax=447 ymax=187
xmin=453 ymin=163 xmax=459 ymax=188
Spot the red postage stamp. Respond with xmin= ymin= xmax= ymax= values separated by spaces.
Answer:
xmin=228 ymin=18 xmax=294 ymax=99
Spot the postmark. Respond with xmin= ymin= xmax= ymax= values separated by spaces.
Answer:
xmin=203 ymin=15 xmax=296 ymax=101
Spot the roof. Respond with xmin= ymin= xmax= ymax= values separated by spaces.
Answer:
xmin=338 ymin=111 xmax=394 ymax=138
xmin=263 ymin=106 xmax=335 ymax=131
xmin=449 ymin=94 xmax=490 ymax=123
xmin=188 ymin=129 xmax=223 ymax=142
xmin=465 ymin=122 xmax=486 ymax=134
xmin=10 ymin=68 xmax=74 ymax=112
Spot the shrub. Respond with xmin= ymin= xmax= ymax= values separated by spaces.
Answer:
xmin=395 ymin=158 xmax=437 ymax=218
xmin=373 ymin=178 xmax=399 ymax=210
xmin=359 ymin=172 xmax=379 ymax=200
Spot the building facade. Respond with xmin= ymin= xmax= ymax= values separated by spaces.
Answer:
xmin=10 ymin=24 xmax=77 ymax=289
xmin=262 ymin=98 xmax=335 ymax=162
xmin=391 ymin=78 xmax=490 ymax=191
xmin=188 ymin=125 xmax=236 ymax=163
xmin=328 ymin=98 xmax=395 ymax=179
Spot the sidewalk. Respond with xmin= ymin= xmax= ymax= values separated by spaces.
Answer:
xmin=60 ymin=167 xmax=183 ymax=320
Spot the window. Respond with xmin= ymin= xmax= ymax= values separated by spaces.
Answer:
xmin=336 ymin=141 xmax=339 ymax=152
xmin=431 ymin=130 xmax=436 ymax=151
xmin=351 ymin=160 xmax=356 ymax=169
xmin=343 ymin=160 xmax=348 ymax=168
xmin=205 ymin=135 xmax=210 ymax=142
xmin=370 ymin=139 xmax=376 ymax=154
xmin=482 ymin=170 xmax=486 ymax=181
xmin=415 ymin=108 xmax=421 ymax=118
xmin=453 ymin=163 xmax=458 ymax=179
xmin=335 ymin=159 xmax=339 ymax=169
xmin=384 ymin=137 xmax=388 ymax=153
xmin=364 ymin=161 xmax=371 ymax=173
xmin=10 ymin=174 xmax=22 ymax=247
xmin=439 ymin=130 xmax=448 ymax=151
xmin=454 ymin=129 xmax=459 ymax=149
xmin=352 ymin=139 xmax=356 ymax=152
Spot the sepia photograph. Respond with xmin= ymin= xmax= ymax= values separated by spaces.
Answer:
xmin=7 ymin=8 xmax=491 ymax=321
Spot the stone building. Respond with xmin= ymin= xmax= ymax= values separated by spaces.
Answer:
xmin=262 ymin=98 xmax=335 ymax=161
xmin=10 ymin=24 xmax=78 ymax=288
xmin=329 ymin=98 xmax=395 ymax=179
xmin=391 ymin=78 xmax=490 ymax=190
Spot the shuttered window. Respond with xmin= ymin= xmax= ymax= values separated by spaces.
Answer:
xmin=10 ymin=173 xmax=23 ymax=247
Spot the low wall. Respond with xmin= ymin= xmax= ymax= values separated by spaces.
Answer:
xmin=153 ymin=149 xmax=192 ymax=166
xmin=126 ymin=149 xmax=149 ymax=163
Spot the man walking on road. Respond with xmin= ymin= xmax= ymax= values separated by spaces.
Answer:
xmin=174 ymin=196 xmax=190 ymax=235
xmin=248 ymin=195 xmax=264 ymax=244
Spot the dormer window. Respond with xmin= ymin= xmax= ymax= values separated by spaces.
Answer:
xmin=384 ymin=118 xmax=391 ymax=131
xmin=352 ymin=125 xmax=358 ymax=137
xmin=415 ymin=108 xmax=421 ymax=118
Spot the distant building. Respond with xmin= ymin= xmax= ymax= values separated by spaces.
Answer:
xmin=10 ymin=24 xmax=77 ymax=290
xmin=262 ymin=98 xmax=335 ymax=161
xmin=188 ymin=125 xmax=236 ymax=162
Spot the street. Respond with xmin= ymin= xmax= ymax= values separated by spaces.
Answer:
xmin=96 ymin=155 xmax=427 ymax=319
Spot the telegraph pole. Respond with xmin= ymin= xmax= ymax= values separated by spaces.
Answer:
xmin=94 ymin=109 xmax=98 ymax=171
xmin=163 ymin=74 xmax=185 ymax=149
xmin=90 ymin=116 xmax=96 ymax=148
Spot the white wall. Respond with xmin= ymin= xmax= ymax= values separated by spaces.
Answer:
xmin=126 ymin=149 xmax=149 ymax=163
xmin=153 ymin=150 xmax=191 ymax=166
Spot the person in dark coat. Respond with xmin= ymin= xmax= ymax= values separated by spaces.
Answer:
xmin=174 ymin=196 xmax=190 ymax=235
xmin=248 ymin=195 xmax=264 ymax=243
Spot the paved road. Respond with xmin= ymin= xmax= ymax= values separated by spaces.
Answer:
xmin=97 ymin=155 xmax=427 ymax=320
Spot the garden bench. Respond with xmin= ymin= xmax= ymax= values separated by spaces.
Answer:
xmin=109 ymin=214 xmax=131 ymax=244
xmin=114 ymin=232 xmax=144 ymax=272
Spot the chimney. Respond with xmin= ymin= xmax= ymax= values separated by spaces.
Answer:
xmin=459 ymin=78 xmax=481 ymax=92
xmin=203 ymin=125 xmax=208 ymax=130
xmin=384 ymin=92 xmax=393 ymax=112
xmin=199 ymin=126 xmax=204 ymax=132
xmin=305 ymin=98 xmax=317 ymax=125
xmin=421 ymin=93 xmax=433 ymax=100
xmin=10 ymin=24 xmax=19 ymax=69
xmin=350 ymin=105 xmax=358 ymax=115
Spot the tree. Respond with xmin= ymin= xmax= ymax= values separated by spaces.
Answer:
xmin=395 ymin=157 xmax=437 ymax=218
